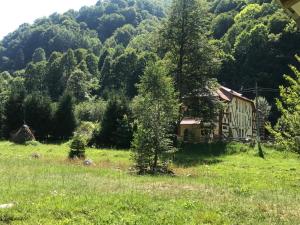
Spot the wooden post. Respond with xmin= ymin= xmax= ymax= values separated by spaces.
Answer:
xmin=255 ymin=82 xmax=264 ymax=158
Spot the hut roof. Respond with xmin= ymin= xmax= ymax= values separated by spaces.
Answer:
xmin=11 ymin=124 xmax=35 ymax=144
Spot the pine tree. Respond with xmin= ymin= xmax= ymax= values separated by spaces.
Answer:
xmin=161 ymin=0 xmax=220 ymax=120
xmin=131 ymin=61 xmax=179 ymax=174
xmin=92 ymin=94 xmax=132 ymax=148
xmin=53 ymin=92 xmax=77 ymax=140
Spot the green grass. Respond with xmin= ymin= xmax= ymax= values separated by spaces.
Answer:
xmin=0 ymin=141 xmax=300 ymax=224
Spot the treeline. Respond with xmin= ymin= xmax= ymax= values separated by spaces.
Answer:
xmin=0 ymin=0 xmax=299 ymax=149
xmin=211 ymin=0 xmax=300 ymax=120
xmin=0 ymin=0 xmax=165 ymax=71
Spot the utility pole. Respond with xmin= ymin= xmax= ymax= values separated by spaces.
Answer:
xmin=255 ymin=82 xmax=264 ymax=158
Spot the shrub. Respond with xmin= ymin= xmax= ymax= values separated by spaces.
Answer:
xmin=75 ymin=99 xmax=106 ymax=123
xmin=74 ymin=122 xmax=96 ymax=144
xmin=69 ymin=136 xmax=86 ymax=159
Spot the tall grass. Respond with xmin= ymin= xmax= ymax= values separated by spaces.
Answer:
xmin=0 ymin=141 xmax=299 ymax=224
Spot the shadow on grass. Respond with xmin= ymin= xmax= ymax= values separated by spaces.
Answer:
xmin=174 ymin=142 xmax=227 ymax=167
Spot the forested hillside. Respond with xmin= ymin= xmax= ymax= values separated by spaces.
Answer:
xmin=0 ymin=0 xmax=299 ymax=142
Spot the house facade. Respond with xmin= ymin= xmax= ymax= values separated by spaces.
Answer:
xmin=278 ymin=0 xmax=300 ymax=27
xmin=179 ymin=86 xmax=256 ymax=143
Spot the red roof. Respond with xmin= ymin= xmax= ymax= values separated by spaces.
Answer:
xmin=217 ymin=86 xmax=254 ymax=104
xmin=180 ymin=118 xmax=201 ymax=125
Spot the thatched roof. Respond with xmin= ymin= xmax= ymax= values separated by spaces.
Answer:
xmin=10 ymin=124 xmax=35 ymax=144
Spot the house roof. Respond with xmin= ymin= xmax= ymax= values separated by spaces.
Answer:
xmin=180 ymin=118 xmax=201 ymax=125
xmin=217 ymin=86 xmax=254 ymax=104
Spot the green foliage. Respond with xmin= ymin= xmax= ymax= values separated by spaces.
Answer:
xmin=0 ymin=0 xmax=299 ymax=147
xmin=267 ymin=57 xmax=300 ymax=153
xmin=255 ymin=96 xmax=271 ymax=120
xmin=53 ymin=92 xmax=77 ymax=140
xmin=74 ymin=121 xmax=96 ymax=144
xmin=61 ymin=49 xmax=77 ymax=80
xmin=132 ymin=61 xmax=179 ymax=174
xmin=92 ymin=94 xmax=133 ymax=149
xmin=69 ymin=135 xmax=86 ymax=159
xmin=234 ymin=4 xmax=262 ymax=22
xmin=2 ymin=92 xmax=25 ymax=138
xmin=100 ymin=47 xmax=157 ymax=98
xmin=32 ymin=48 xmax=46 ymax=63
xmin=45 ymin=52 xmax=64 ymax=100
xmin=24 ymin=61 xmax=47 ymax=94
xmin=66 ymin=69 xmax=89 ymax=102
xmin=212 ymin=13 xmax=234 ymax=39
xmin=24 ymin=93 xmax=53 ymax=140
xmin=75 ymin=99 xmax=107 ymax=123
xmin=161 ymin=0 xmax=221 ymax=120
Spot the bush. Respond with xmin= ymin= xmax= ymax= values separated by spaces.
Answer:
xmin=74 ymin=122 xmax=96 ymax=144
xmin=68 ymin=136 xmax=86 ymax=159
xmin=75 ymin=99 xmax=106 ymax=123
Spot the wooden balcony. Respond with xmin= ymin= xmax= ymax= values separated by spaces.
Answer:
xmin=278 ymin=0 xmax=300 ymax=27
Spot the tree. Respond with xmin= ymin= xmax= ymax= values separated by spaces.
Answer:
xmin=0 ymin=72 xmax=12 ymax=124
xmin=61 ymin=49 xmax=77 ymax=85
xmin=267 ymin=57 xmax=300 ymax=153
xmin=24 ymin=93 xmax=53 ymax=140
xmin=97 ymin=13 xmax=126 ymax=41
xmin=131 ymin=62 xmax=179 ymax=174
xmin=161 ymin=0 xmax=220 ymax=119
xmin=32 ymin=48 xmax=46 ymax=63
xmin=15 ymin=49 xmax=25 ymax=69
xmin=255 ymin=96 xmax=271 ymax=139
xmin=92 ymin=94 xmax=132 ymax=148
xmin=45 ymin=52 xmax=64 ymax=100
xmin=212 ymin=13 xmax=234 ymax=39
xmin=53 ymin=92 xmax=77 ymax=140
xmin=66 ymin=69 xmax=89 ymax=102
xmin=2 ymin=92 xmax=25 ymax=138
xmin=86 ymin=53 xmax=99 ymax=77
xmin=24 ymin=61 xmax=47 ymax=93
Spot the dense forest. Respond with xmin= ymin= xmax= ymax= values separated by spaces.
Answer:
xmin=0 ymin=0 xmax=299 ymax=147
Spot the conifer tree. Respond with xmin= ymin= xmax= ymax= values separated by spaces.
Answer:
xmin=161 ymin=0 xmax=220 ymax=120
xmin=53 ymin=92 xmax=77 ymax=140
xmin=92 ymin=94 xmax=132 ymax=148
xmin=132 ymin=61 xmax=179 ymax=174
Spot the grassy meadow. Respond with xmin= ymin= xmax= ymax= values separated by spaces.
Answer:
xmin=0 ymin=141 xmax=300 ymax=225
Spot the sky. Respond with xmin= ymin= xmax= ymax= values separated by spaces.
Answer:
xmin=0 ymin=0 xmax=98 ymax=40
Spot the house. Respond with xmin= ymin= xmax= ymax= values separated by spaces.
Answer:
xmin=179 ymin=86 xmax=256 ymax=143
xmin=278 ymin=0 xmax=300 ymax=27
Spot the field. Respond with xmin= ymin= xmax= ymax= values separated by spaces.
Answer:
xmin=0 ymin=141 xmax=300 ymax=225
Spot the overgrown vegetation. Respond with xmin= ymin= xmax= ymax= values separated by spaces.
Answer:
xmin=267 ymin=56 xmax=300 ymax=153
